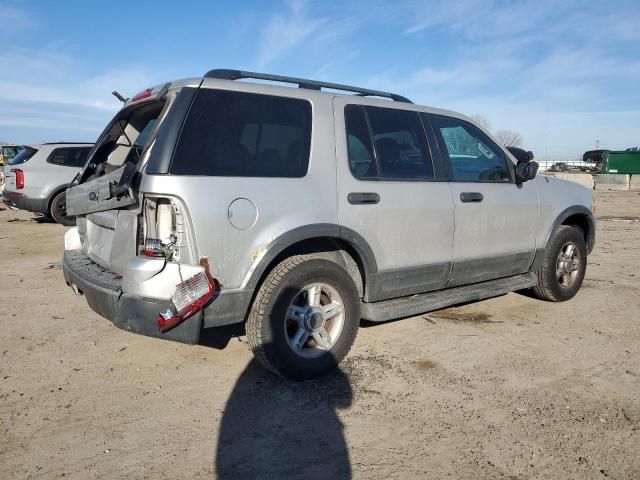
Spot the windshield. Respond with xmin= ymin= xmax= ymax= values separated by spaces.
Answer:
xmin=8 ymin=146 xmax=37 ymax=165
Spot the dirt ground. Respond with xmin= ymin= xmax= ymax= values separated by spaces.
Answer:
xmin=1 ymin=191 xmax=639 ymax=479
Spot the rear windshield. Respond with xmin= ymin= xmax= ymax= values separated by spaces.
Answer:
xmin=170 ymin=89 xmax=312 ymax=177
xmin=80 ymin=101 xmax=165 ymax=182
xmin=8 ymin=146 xmax=37 ymax=165
xmin=2 ymin=146 xmax=23 ymax=160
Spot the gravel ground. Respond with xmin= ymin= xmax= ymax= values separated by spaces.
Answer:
xmin=0 ymin=191 xmax=639 ymax=479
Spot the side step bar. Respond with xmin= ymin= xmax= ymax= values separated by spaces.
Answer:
xmin=361 ymin=273 xmax=537 ymax=322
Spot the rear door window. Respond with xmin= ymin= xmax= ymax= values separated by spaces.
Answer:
xmin=366 ymin=106 xmax=434 ymax=179
xmin=47 ymin=147 xmax=91 ymax=168
xmin=344 ymin=106 xmax=376 ymax=178
xmin=345 ymin=105 xmax=434 ymax=180
xmin=171 ymin=89 xmax=312 ymax=177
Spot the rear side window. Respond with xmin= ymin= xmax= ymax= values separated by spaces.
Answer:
xmin=345 ymin=105 xmax=434 ymax=180
xmin=47 ymin=147 xmax=91 ymax=168
xmin=8 ymin=146 xmax=38 ymax=165
xmin=345 ymin=106 xmax=376 ymax=178
xmin=171 ymin=89 xmax=311 ymax=177
xmin=430 ymin=115 xmax=511 ymax=182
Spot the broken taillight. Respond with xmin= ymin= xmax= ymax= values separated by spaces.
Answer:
xmin=143 ymin=238 xmax=164 ymax=257
xmin=11 ymin=169 xmax=24 ymax=189
xmin=157 ymin=270 xmax=217 ymax=333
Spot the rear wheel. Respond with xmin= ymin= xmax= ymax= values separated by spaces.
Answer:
xmin=50 ymin=191 xmax=75 ymax=226
xmin=246 ymin=255 xmax=360 ymax=380
xmin=531 ymin=225 xmax=587 ymax=301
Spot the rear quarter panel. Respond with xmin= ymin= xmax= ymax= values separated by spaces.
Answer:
xmin=139 ymin=87 xmax=338 ymax=289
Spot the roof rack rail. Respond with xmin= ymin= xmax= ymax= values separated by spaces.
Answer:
xmin=42 ymin=142 xmax=93 ymax=145
xmin=204 ymin=69 xmax=413 ymax=104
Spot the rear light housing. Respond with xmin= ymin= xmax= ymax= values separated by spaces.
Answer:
xmin=11 ymin=169 xmax=24 ymax=189
xmin=157 ymin=259 xmax=219 ymax=333
xmin=143 ymin=238 xmax=164 ymax=257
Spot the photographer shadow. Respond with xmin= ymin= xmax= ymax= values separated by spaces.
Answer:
xmin=215 ymin=358 xmax=353 ymax=479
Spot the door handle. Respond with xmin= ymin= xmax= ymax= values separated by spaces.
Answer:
xmin=348 ymin=192 xmax=380 ymax=205
xmin=460 ymin=192 xmax=483 ymax=203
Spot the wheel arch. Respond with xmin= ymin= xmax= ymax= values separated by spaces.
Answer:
xmin=244 ymin=224 xmax=378 ymax=299
xmin=46 ymin=184 xmax=71 ymax=215
xmin=546 ymin=206 xmax=595 ymax=254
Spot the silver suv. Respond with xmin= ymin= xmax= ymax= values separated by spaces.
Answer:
xmin=3 ymin=143 xmax=92 ymax=225
xmin=62 ymin=70 xmax=595 ymax=380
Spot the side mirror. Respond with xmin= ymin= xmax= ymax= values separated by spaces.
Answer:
xmin=506 ymin=146 xmax=534 ymax=163
xmin=516 ymin=161 xmax=539 ymax=183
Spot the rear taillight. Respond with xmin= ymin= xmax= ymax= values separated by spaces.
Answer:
xmin=171 ymin=270 xmax=213 ymax=313
xmin=157 ymin=259 xmax=218 ymax=333
xmin=11 ymin=169 xmax=24 ymax=189
xmin=143 ymin=238 xmax=164 ymax=257
xmin=131 ymin=88 xmax=153 ymax=103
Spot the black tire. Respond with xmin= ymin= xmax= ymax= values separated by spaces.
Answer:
xmin=531 ymin=225 xmax=587 ymax=302
xmin=246 ymin=255 xmax=360 ymax=380
xmin=50 ymin=190 xmax=75 ymax=226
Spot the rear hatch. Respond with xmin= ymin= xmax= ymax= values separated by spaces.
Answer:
xmin=66 ymin=81 xmax=197 ymax=274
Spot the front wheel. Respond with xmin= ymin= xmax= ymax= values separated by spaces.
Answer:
xmin=50 ymin=191 xmax=75 ymax=226
xmin=531 ymin=225 xmax=587 ymax=302
xmin=246 ymin=255 xmax=360 ymax=380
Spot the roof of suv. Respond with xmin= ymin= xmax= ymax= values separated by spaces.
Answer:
xmin=31 ymin=143 xmax=93 ymax=149
xmin=203 ymin=69 xmax=414 ymax=104
xmin=42 ymin=142 xmax=93 ymax=145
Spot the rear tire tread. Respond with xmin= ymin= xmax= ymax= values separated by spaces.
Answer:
xmin=50 ymin=190 xmax=75 ymax=227
xmin=246 ymin=254 xmax=360 ymax=379
xmin=246 ymin=255 xmax=312 ymax=377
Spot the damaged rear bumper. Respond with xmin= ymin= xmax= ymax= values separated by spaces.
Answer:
xmin=62 ymin=248 xmax=203 ymax=345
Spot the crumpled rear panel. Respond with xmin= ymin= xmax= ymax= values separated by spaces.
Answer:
xmin=80 ymin=210 xmax=138 ymax=275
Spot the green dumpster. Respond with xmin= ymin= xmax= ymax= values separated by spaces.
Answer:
xmin=601 ymin=151 xmax=640 ymax=174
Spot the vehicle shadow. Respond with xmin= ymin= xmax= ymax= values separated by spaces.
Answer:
xmin=198 ymin=322 xmax=245 ymax=350
xmin=32 ymin=214 xmax=55 ymax=224
xmin=214 ymin=358 xmax=353 ymax=479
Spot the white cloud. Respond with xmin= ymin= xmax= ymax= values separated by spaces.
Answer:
xmin=0 ymin=47 xmax=155 ymax=143
xmin=255 ymin=0 xmax=325 ymax=69
xmin=254 ymin=0 xmax=361 ymax=70
xmin=0 ymin=4 xmax=32 ymax=31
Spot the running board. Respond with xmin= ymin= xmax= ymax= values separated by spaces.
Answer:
xmin=361 ymin=273 xmax=537 ymax=322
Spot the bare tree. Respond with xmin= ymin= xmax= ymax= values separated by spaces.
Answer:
xmin=495 ymin=129 xmax=523 ymax=147
xmin=471 ymin=114 xmax=491 ymax=131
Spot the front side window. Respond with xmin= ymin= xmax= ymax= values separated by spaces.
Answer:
xmin=47 ymin=147 xmax=91 ymax=168
xmin=171 ymin=89 xmax=311 ymax=177
xmin=345 ymin=105 xmax=434 ymax=180
xmin=430 ymin=115 xmax=511 ymax=182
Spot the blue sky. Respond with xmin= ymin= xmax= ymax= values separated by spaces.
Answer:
xmin=1 ymin=0 xmax=638 ymax=160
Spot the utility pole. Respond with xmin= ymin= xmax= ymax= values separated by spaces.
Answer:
xmin=596 ymin=139 xmax=600 ymax=149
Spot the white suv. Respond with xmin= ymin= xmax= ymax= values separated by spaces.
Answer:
xmin=62 ymin=70 xmax=595 ymax=379
xmin=3 ymin=143 xmax=92 ymax=225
